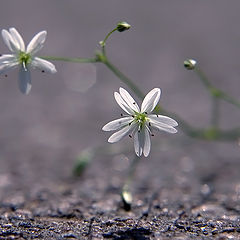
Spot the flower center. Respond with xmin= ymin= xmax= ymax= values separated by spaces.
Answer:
xmin=134 ymin=112 xmax=147 ymax=130
xmin=18 ymin=52 xmax=31 ymax=66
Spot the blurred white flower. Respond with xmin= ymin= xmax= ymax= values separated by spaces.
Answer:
xmin=0 ymin=28 xmax=56 ymax=94
xmin=102 ymin=87 xmax=178 ymax=157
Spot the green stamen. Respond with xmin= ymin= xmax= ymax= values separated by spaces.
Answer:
xmin=134 ymin=112 xmax=147 ymax=130
xmin=18 ymin=52 xmax=31 ymax=66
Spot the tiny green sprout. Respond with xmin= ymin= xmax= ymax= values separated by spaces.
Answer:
xmin=203 ymin=128 xmax=219 ymax=140
xmin=184 ymin=59 xmax=197 ymax=70
xmin=117 ymin=21 xmax=131 ymax=32
xmin=121 ymin=186 xmax=132 ymax=211
xmin=73 ymin=149 xmax=93 ymax=176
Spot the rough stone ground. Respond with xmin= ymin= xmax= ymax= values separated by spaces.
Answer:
xmin=0 ymin=136 xmax=240 ymax=240
xmin=0 ymin=1 xmax=240 ymax=239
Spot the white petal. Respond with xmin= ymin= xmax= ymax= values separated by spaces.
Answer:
xmin=19 ymin=65 xmax=32 ymax=95
xmin=0 ymin=54 xmax=17 ymax=64
xmin=26 ymin=31 xmax=47 ymax=55
xmin=141 ymin=88 xmax=161 ymax=113
xmin=148 ymin=114 xmax=178 ymax=127
xmin=0 ymin=57 xmax=19 ymax=74
xmin=31 ymin=57 xmax=57 ymax=73
xmin=114 ymin=92 xmax=135 ymax=115
xmin=0 ymin=63 xmax=18 ymax=74
xmin=150 ymin=120 xmax=177 ymax=134
xmin=102 ymin=117 xmax=133 ymax=131
xmin=143 ymin=127 xmax=151 ymax=157
xmin=108 ymin=123 xmax=136 ymax=143
xmin=134 ymin=129 xmax=144 ymax=157
xmin=119 ymin=87 xmax=140 ymax=112
xmin=1 ymin=29 xmax=20 ymax=52
xmin=9 ymin=28 xmax=25 ymax=51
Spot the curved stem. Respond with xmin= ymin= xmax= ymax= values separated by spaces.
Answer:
xmin=103 ymin=58 xmax=145 ymax=99
xmin=100 ymin=28 xmax=118 ymax=55
xmin=102 ymin=57 xmax=195 ymax=135
xmin=194 ymin=66 xmax=240 ymax=109
xmin=218 ymin=90 xmax=240 ymax=108
xmin=194 ymin=67 xmax=212 ymax=89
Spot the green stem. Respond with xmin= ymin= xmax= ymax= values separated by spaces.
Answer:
xmin=194 ymin=66 xmax=240 ymax=109
xmin=194 ymin=67 xmax=212 ymax=89
xmin=101 ymin=56 xmax=196 ymax=136
xmin=101 ymin=28 xmax=118 ymax=55
xmin=125 ymin=155 xmax=140 ymax=186
xmin=40 ymin=54 xmax=240 ymax=141
xmin=211 ymin=97 xmax=220 ymax=127
xmin=40 ymin=56 xmax=98 ymax=63
xmin=121 ymin=155 xmax=140 ymax=210
xmin=103 ymin=58 xmax=145 ymax=99
xmin=185 ymin=126 xmax=240 ymax=141
xmin=219 ymin=90 xmax=240 ymax=108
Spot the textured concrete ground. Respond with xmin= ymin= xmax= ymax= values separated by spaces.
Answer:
xmin=0 ymin=1 xmax=240 ymax=239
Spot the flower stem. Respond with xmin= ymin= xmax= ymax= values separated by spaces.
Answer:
xmin=40 ymin=56 xmax=98 ymax=63
xmin=100 ymin=28 xmax=118 ymax=55
xmin=121 ymin=155 xmax=140 ymax=210
xmin=103 ymin=58 xmax=145 ymax=99
xmin=211 ymin=97 xmax=220 ymax=127
xmin=194 ymin=66 xmax=240 ymax=109
xmin=40 ymin=53 xmax=240 ymax=141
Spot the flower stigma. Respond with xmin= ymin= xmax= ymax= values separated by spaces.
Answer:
xmin=133 ymin=112 xmax=147 ymax=130
xmin=18 ymin=51 xmax=31 ymax=69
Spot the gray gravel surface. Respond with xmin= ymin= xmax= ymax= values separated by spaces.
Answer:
xmin=0 ymin=1 xmax=240 ymax=239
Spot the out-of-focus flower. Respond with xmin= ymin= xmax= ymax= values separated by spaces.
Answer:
xmin=0 ymin=28 xmax=56 ymax=94
xmin=102 ymin=87 xmax=178 ymax=157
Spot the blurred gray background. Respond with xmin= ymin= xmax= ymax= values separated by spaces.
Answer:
xmin=0 ymin=0 xmax=240 ymax=189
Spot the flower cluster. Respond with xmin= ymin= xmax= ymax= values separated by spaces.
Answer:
xmin=0 ymin=26 xmax=178 ymax=158
xmin=0 ymin=28 xmax=56 ymax=94
xmin=102 ymin=87 xmax=178 ymax=157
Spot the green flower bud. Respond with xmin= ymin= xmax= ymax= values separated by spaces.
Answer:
xmin=117 ymin=21 xmax=131 ymax=32
xmin=184 ymin=59 xmax=197 ymax=70
xmin=99 ymin=40 xmax=105 ymax=47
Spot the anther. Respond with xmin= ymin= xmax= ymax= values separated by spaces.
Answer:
xmin=131 ymin=115 xmax=134 ymax=118
xmin=151 ymin=134 xmax=154 ymax=137
xmin=145 ymin=112 xmax=148 ymax=114
xmin=133 ymin=102 xmax=136 ymax=104
xmin=0 ymin=54 xmax=2 ymax=56
xmin=129 ymin=135 xmax=132 ymax=138
xmin=41 ymin=70 xmax=45 ymax=73
xmin=121 ymin=113 xmax=123 ymax=116
xmin=4 ymin=74 xmax=7 ymax=77
xmin=149 ymin=122 xmax=151 ymax=127
xmin=129 ymin=122 xmax=131 ymax=126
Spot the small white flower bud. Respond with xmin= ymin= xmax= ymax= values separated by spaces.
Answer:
xmin=117 ymin=21 xmax=131 ymax=32
xmin=99 ymin=40 xmax=104 ymax=47
xmin=184 ymin=59 xmax=197 ymax=70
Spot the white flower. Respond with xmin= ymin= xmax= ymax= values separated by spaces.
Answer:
xmin=0 ymin=28 xmax=57 ymax=94
xmin=102 ymin=87 xmax=178 ymax=157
